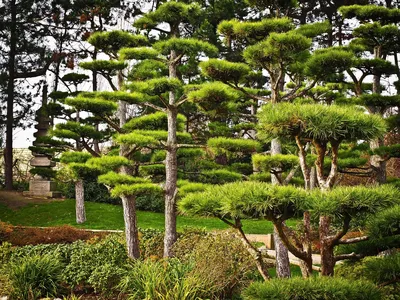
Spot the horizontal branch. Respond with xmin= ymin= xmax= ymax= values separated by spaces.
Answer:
xmin=338 ymin=236 xmax=369 ymax=244
xmin=177 ymin=144 xmax=206 ymax=148
xmin=335 ymin=252 xmax=364 ymax=262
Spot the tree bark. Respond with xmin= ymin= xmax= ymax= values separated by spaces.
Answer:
xmin=5 ymin=0 xmax=17 ymax=190
xmin=164 ymin=49 xmax=179 ymax=258
xmin=295 ymin=136 xmax=310 ymax=190
xmin=270 ymin=138 xmax=291 ymax=278
xmin=370 ymin=138 xmax=386 ymax=184
xmin=121 ymin=194 xmax=140 ymax=259
xmin=300 ymin=211 xmax=313 ymax=277
xmin=319 ymin=215 xmax=335 ymax=276
xmin=369 ymin=45 xmax=386 ymax=184
xmin=75 ymin=179 xmax=86 ymax=224
xmin=273 ymin=226 xmax=291 ymax=278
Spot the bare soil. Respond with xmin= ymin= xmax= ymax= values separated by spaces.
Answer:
xmin=0 ymin=190 xmax=63 ymax=210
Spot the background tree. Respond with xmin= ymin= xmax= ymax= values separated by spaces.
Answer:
xmin=0 ymin=0 xmax=54 ymax=190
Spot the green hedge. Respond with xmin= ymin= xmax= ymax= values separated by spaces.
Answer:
xmin=242 ymin=277 xmax=382 ymax=300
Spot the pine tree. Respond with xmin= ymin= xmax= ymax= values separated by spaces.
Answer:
xmin=340 ymin=4 xmax=400 ymax=183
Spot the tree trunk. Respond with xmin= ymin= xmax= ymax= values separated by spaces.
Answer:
xmin=310 ymin=167 xmax=317 ymax=190
xmin=300 ymin=211 xmax=313 ymax=278
xmin=270 ymin=138 xmax=282 ymax=185
xmin=270 ymin=138 xmax=291 ymax=278
xmin=274 ymin=227 xmax=291 ymax=278
xmin=369 ymin=45 xmax=386 ymax=184
xmin=370 ymin=138 xmax=386 ymax=184
xmin=164 ymin=49 xmax=179 ymax=258
xmin=295 ymin=136 xmax=310 ymax=190
xmin=319 ymin=215 xmax=335 ymax=276
xmin=75 ymin=179 xmax=86 ymax=224
xmin=5 ymin=0 xmax=17 ymax=191
xmin=121 ymin=194 xmax=140 ymax=259
xmin=314 ymin=141 xmax=330 ymax=191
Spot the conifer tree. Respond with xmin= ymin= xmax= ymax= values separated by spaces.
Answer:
xmin=133 ymin=1 xmax=219 ymax=257
xmin=340 ymin=4 xmax=400 ymax=183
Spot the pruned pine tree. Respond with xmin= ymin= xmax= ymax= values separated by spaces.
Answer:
xmin=201 ymin=17 xmax=350 ymax=278
xmin=50 ymin=72 xmax=107 ymax=224
xmin=179 ymin=182 xmax=400 ymax=278
xmin=59 ymin=152 xmax=99 ymax=224
xmin=258 ymin=102 xmax=386 ymax=191
xmin=132 ymin=1 xmax=220 ymax=257
xmin=340 ymin=4 xmax=400 ymax=184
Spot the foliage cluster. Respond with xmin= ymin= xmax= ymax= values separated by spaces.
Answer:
xmin=0 ymin=230 xmax=261 ymax=299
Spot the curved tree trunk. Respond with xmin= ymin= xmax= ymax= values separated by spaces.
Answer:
xmin=75 ymin=179 xmax=86 ymax=224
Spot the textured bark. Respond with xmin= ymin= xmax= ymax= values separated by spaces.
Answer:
xmin=118 ymin=71 xmax=126 ymax=127
xmin=314 ymin=141 xmax=339 ymax=191
xmin=273 ymin=227 xmax=291 ymax=278
xmin=164 ymin=49 xmax=179 ymax=258
xmin=75 ymin=180 xmax=86 ymax=224
xmin=319 ymin=215 xmax=335 ymax=276
xmin=370 ymin=138 xmax=387 ymax=184
xmin=295 ymin=136 xmax=310 ymax=190
xmin=5 ymin=0 xmax=16 ymax=190
xmin=270 ymin=138 xmax=282 ymax=185
xmin=270 ymin=138 xmax=291 ymax=278
xmin=300 ymin=212 xmax=313 ymax=277
xmin=121 ymin=194 xmax=140 ymax=259
xmin=369 ymin=45 xmax=386 ymax=184
xmin=310 ymin=167 xmax=317 ymax=190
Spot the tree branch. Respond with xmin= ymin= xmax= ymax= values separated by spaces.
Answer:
xmin=338 ymin=236 xmax=369 ymax=244
xmin=334 ymin=252 xmax=364 ymax=262
xmin=143 ymin=102 xmax=166 ymax=112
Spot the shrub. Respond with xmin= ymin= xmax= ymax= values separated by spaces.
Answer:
xmin=139 ymin=228 xmax=165 ymax=259
xmin=61 ymin=234 xmax=128 ymax=290
xmin=242 ymin=277 xmax=382 ymax=300
xmin=174 ymin=231 xmax=259 ymax=299
xmin=118 ymin=258 xmax=209 ymax=300
xmin=8 ymin=255 xmax=64 ymax=300
xmin=136 ymin=193 xmax=164 ymax=212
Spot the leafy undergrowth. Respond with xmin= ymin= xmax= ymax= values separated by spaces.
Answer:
xmin=0 ymin=200 xmax=296 ymax=234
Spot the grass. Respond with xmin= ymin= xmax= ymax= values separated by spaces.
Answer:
xmin=0 ymin=200 xmax=297 ymax=234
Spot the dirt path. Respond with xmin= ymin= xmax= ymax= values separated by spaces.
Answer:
xmin=0 ymin=190 xmax=63 ymax=210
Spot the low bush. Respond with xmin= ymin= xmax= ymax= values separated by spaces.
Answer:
xmin=242 ymin=277 xmax=382 ymax=300
xmin=139 ymin=228 xmax=164 ymax=259
xmin=136 ymin=193 xmax=164 ymax=212
xmin=61 ymin=234 xmax=128 ymax=291
xmin=336 ymin=253 xmax=400 ymax=299
xmin=118 ymin=258 xmax=210 ymax=300
xmin=8 ymin=254 xmax=64 ymax=300
xmin=174 ymin=230 xmax=259 ymax=298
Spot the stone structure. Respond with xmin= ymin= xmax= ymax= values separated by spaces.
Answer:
xmin=23 ymin=85 xmax=61 ymax=198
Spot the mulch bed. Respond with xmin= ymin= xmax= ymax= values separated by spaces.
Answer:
xmin=0 ymin=222 xmax=109 ymax=246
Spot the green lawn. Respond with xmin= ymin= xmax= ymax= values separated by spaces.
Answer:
xmin=0 ymin=199 xmax=297 ymax=234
